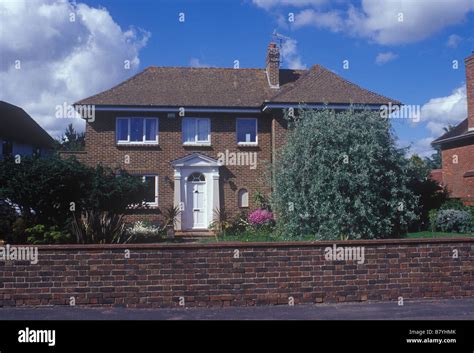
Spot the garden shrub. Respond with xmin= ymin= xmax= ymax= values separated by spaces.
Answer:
xmin=127 ymin=221 xmax=164 ymax=243
xmin=0 ymin=199 xmax=17 ymax=241
xmin=431 ymin=209 xmax=473 ymax=233
xmin=428 ymin=209 xmax=438 ymax=232
xmin=71 ymin=210 xmax=132 ymax=244
xmin=272 ymin=108 xmax=419 ymax=239
xmin=9 ymin=218 xmax=27 ymax=244
xmin=228 ymin=211 xmax=249 ymax=233
xmin=248 ymin=209 xmax=274 ymax=226
xmin=0 ymin=155 xmax=148 ymax=244
xmin=253 ymin=190 xmax=271 ymax=210
xmin=439 ymin=199 xmax=466 ymax=211
xmin=209 ymin=208 xmax=232 ymax=236
xmin=24 ymin=224 xmax=72 ymax=244
xmin=406 ymin=155 xmax=447 ymax=232
xmin=0 ymin=155 xmax=91 ymax=227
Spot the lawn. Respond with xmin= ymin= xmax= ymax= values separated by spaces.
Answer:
xmin=405 ymin=231 xmax=474 ymax=238
xmin=198 ymin=230 xmax=474 ymax=243
xmin=199 ymin=232 xmax=316 ymax=243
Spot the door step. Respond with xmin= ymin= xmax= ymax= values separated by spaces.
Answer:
xmin=174 ymin=230 xmax=215 ymax=239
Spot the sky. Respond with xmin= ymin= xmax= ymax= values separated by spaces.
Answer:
xmin=0 ymin=0 xmax=473 ymax=157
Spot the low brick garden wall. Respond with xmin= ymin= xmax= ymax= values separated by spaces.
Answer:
xmin=0 ymin=238 xmax=473 ymax=308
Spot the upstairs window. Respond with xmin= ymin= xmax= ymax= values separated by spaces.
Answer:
xmin=182 ymin=118 xmax=210 ymax=144
xmin=236 ymin=118 xmax=257 ymax=145
xmin=116 ymin=117 xmax=158 ymax=144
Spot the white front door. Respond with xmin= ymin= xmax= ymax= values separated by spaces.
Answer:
xmin=188 ymin=181 xmax=207 ymax=229
xmin=172 ymin=155 xmax=222 ymax=231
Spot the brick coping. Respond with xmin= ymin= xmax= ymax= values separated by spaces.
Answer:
xmin=6 ymin=237 xmax=473 ymax=251
xmin=57 ymin=150 xmax=87 ymax=154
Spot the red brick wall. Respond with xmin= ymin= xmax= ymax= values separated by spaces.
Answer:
xmin=73 ymin=112 xmax=276 ymax=223
xmin=1 ymin=239 xmax=472 ymax=308
xmin=465 ymin=53 xmax=474 ymax=130
xmin=441 ymin=140 xmax=474 ymax=202
xmin=271 ymin=114 xmax=288 ymax=163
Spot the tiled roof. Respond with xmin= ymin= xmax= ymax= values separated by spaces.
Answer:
xmin=270 ymin=65 xmax=397 ymax=105
xmin=432 ymin=118 xmax=474 ymax=145
xmin=0 ymin=101 xmax=54 ymax=147
xmin=76 ymin=65 xmax=398 ymax=107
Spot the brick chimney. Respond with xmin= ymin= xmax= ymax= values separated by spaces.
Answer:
xmin=466 ymin=52 xmax=474 ymax=131
xmin=266 ymin=42 xmax=280 ymax=89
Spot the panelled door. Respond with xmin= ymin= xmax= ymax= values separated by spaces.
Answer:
xmin=186 ymin=172 xmax=207 ymax=229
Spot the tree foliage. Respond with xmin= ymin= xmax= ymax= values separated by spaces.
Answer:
xmin=271 ymin=108 xmax=419 ymax=239
xmin=406 ymin=155 xmax=447 ymax=231
xmin=0 ymin=155 xmax=148 ymax=230
xmin=424 ymin=145 xmax=442 ymax=170
xmin=54 ymin=123 xmax=85 ymax=151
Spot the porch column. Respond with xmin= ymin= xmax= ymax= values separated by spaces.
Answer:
xmin=173 ymin=169 xmax=182 ymax=230
xmin=211 ymin=170 xmax=220 ymax=222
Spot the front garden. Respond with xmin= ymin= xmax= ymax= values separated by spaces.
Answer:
xmin=1 ymin=109 xmax=473 ymax=245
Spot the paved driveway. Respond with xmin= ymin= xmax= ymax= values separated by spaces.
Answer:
xmin=1 ymin=298 xmax=473 ymax=320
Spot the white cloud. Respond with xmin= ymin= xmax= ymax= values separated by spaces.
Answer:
xmin=189 ymin=58 xmax=213 ymax=68
xmin=446 ymin=34 xmax=462 ymax=48
xmin=399 ymin=84 xmax=468 ymax=158
xmin=260 ymin=0 xmax=474 ymax=45
xmin=252 ymin=0 xmax=327 ymax=10
xmin=294 ymin=9 xmax=344 ymax=32
xmin=401 ymin=137 xmax=436 ymax=158
xmin=375 ymin=51 xmax=398 ymax=65
xmin=420 ymin=85 xmax=467 ymax=135
xmin=346 ymin=0 xmax=474 ymax=45
xmin=0 ymin=0 xmax=150 ymax=138
xmin=280 ymin=37 xmax=307 ymax=69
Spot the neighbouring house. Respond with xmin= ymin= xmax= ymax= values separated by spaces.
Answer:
xmin=71 ymin=42 xmax=397 ymax=231
xmin=0 ymin=101 xmax=54 ymax=160
xmin=432 ymin=52 xmax=474 ymax=206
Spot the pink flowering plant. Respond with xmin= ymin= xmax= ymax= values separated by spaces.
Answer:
xmin=248 ymin=208 xmax=274 ymax=228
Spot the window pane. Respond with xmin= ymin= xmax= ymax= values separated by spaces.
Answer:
xmin=197 ymin=119 xmax=209 ymax=142
xmin=183 ymin=119 xmax=195 ymax=143
xmin=145 ymin=119 xmax=157 ymax=141
xmin=144 ymin=176 xmax=156 ymax=203
xmin=237 ymin=119 xmax=257 ymax=143
xmin=130 ymin=118 xmax=144 ymax=142
xmin=117 ymin=119 xmax=128 ymax=141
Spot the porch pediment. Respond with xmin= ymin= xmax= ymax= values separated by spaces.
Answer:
xmin=171 ymin=153 xmax=222 ymax=168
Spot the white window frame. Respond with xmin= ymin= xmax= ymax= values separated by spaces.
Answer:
xmin=116 ymin=117 xmax=159 ymax=145
xmin=236 ymin=118 xmax=258 ymax=146
xmin=238 ymin=188 xmax=249 ymax=208
xmin=182 ymin=117 xmax=211 ymax=145
xmin=142 ymin=175 xmax=159 ymax=207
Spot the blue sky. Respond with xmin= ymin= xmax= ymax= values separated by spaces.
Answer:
xmin=1 ymin=0 xmax=473 ymax=156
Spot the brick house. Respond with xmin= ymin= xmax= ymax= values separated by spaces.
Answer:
xmin=432 ymin=52 xmax=474 ymax=206
xmin=72 ymin=42 xmax=396 ymax=231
